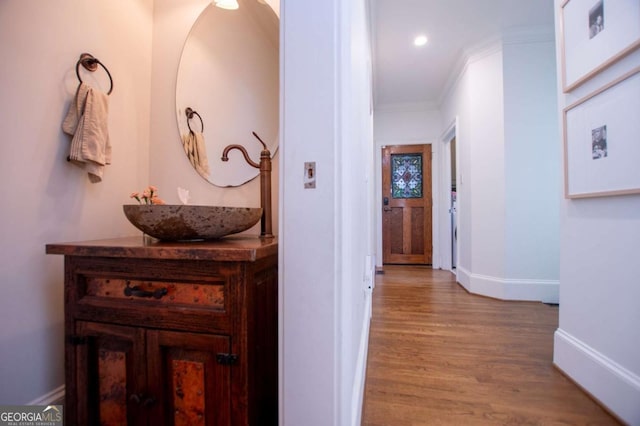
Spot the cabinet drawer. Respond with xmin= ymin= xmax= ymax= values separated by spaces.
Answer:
xmin=85 ymin=277 xmax=225 ymax=309
xmin=71 ymin=270 xmax=234 ymax=334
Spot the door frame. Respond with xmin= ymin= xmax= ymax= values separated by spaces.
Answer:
xmin=439 ymin=118 xmax=458 ymax=272
xmin=375 ymin=140 xmax=439 ymax=269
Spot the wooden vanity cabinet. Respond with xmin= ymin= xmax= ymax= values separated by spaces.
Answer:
xmin=46 ymin=237 xmax=278 ymax=426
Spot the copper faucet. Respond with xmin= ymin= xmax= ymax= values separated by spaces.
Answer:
xmin=221 ymin=132 xmax=273 ymax=239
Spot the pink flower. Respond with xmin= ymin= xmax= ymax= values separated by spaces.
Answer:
xmin=130 ymin=186 xmax=162 ymax=205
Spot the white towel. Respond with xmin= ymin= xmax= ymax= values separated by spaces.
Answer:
xmin=181 ymin=131 xmax=210 ymax=177
xmin=62 ymin=83 xmax=111 ymax=183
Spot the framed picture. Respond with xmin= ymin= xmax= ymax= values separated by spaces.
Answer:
xmin=563 ymin=66 xmax=640 ymax=198
xmin=560 ymin=0 xmax=640 ymax=92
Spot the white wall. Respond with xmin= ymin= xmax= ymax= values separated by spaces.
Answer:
xmin=339 ymin=3 xmax=376 ymax=424
xmin=468 ymin=48 xmax=506 ymax=283
xmin=150 ymin=0 xmax=279 ymax=234
xmin=503 ymin=37 xmax=561 ymax=285
xmin=0 ymin=0 xmax=153 ymax=403
xmin=281 ymin=0 xmax=374 ymax=424
xmin=281 ymin=1 xmax=338 ymax=421
xmin=439 ymin=38 xmax=560 ymax=302
xmin=440 ymin=46 xmax=506 ymax=293
xmin=552 ymin=1 xmax=640 ymax=423
xmin=502 ymin=33 xmax=561 ymax=301
xmin=374 ymin=103 xmax=442 ymax=143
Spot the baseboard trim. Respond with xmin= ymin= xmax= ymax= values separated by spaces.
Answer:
xmin=26 ymin=385 xmax=65 ymax=406
xmin=456 ymin=266 xmax=472 ymax=291
xmin=554 ymin=328 xmax=640 ymax=425
xmin=456 ymin=266 xmax=558 ymax=302
xmin=351 ymin=292 xmax=372 ymax=426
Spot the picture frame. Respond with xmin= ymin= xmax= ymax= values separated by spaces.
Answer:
xmin=563 ymin=66 xmax=640 ymax=198
xmin=560 ymin=0 xmax=640 ymax=92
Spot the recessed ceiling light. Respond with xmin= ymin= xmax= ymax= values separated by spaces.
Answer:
xmin=414 ymin=35 xmax=428 ymax=47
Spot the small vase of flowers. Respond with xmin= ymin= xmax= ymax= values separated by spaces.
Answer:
xmin=128 ymin=186 xmax=165 ymax=244
xmin=130 ymin=185 xmax=165 ymax=205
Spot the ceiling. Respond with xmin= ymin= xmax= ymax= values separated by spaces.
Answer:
xmin=370 ymin=0 xmax=556 ymax=108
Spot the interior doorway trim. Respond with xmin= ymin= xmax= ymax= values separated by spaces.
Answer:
xmin=439 ymin=117 xmax=458 ymax=272
xmin=374 ymin=139 xmax=437 ymax=268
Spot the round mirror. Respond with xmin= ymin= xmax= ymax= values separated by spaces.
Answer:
xmin=176 ymin=0 xmax=279 ymax=187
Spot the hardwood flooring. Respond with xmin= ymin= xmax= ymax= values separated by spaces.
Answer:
xmin=362 ymin=266 xmax=620 ymax=426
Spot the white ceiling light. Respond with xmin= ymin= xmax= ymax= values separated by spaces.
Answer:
xmin=414 ymin=35 xmax=428 ymax=47
xmin=213 ymin=0 xmax=239 ymax=10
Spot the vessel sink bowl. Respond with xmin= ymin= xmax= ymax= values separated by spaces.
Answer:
xmin=123 ymin=205 xmax=262 ymax=241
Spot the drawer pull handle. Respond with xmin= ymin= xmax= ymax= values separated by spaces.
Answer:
xmin=124 ymin=283 xmax=168 ymax=299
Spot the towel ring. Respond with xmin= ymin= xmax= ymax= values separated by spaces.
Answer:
xmin=75 ymin=53 xmax=113 ymax=95
xmin=185 ymin=107 xmax=204 ymax=133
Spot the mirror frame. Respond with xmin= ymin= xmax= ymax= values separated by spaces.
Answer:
xmin=175 ymin=0 xmax=279 ymax=187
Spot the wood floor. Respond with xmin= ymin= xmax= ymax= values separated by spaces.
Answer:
xmin=362 ymin=266 xmax=620 ymax=426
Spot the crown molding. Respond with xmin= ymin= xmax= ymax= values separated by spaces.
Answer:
xmin=374 ymin=101 xmax=439 ymax=113
xmin=437 ymin=25 xmax=556 ymax=106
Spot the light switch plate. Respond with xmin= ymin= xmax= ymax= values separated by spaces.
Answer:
xmin=304 ymin=162 xmax=316 ymax=189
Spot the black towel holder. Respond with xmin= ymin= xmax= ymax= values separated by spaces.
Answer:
xmin=185 ymin=107 xmax=204 ymax=134
xmin=75 ymin=53 xmax=113 ymax=95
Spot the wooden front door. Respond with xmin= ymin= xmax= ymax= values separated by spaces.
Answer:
xmin=382 ymin=145 xmax=432 ymax=265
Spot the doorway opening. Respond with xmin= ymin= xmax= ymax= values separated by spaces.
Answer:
xmin=440 ymin=120 xmax=458 ymax=272
xmin=450 ymin=137 xmax=457 ymax=269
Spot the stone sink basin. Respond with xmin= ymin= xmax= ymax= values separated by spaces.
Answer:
xmin=123 ymin=205 xmax=262 ymax=241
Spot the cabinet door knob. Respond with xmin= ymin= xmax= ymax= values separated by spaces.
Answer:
xmin=129 ymin=393 xmax=142 ymax=405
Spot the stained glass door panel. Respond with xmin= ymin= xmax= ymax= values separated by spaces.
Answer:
xmin=391 ymin=154 xmax=423 ymax=199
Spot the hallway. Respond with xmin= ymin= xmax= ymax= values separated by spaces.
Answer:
xmin=362 ymin=266 xmax=620 ymax=425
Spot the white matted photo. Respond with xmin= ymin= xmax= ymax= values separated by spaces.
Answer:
xmin=563 ymin=66 xmax=640 ymax=198
xmin=560 ymin=0 xmax=640 ymax=92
